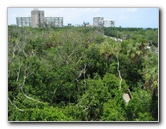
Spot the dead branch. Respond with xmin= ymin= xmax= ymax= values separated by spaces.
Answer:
xmin=16 ymin=60 xmax=22 ymax=82
xmin=8 ymin=97 xmax=24 ymax=112
xmin=19 ymin=65 xmax=43 ymax=104
xmin=116 ymin=55 xmax=123 ymax=90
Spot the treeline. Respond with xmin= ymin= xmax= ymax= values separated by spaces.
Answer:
xmin=104 ymin=27 xmax=158 ymax=47
xmin=8 ymin=26 xmax=158 ymax=121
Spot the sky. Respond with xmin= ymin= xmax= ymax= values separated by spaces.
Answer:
xmin=8 ymin=7 xmax=159 ymax=28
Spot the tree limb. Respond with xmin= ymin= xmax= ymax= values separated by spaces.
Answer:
xmin=19 ymin=65 xmax=43 ymax=104
xmin=16 ymin=60 xmax=22 ymax=82
xmin=116 ymin=55 xmax=123 ymax=90
xmin=8 ymin=97 xmax=24 ymax=112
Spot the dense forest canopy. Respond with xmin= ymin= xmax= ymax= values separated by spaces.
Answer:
xmin=8 ymin=26 xmax=158 ymax=121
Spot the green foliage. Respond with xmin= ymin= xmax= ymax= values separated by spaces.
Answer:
xmin=104 ymin=27 xmax=158 ymax=45
xmin=8 ymin=26 xmax=158 ymax=121
xmin=126 ymin=89 xmax=154 ymax=121
xmin=103 ymin=73 xmax=120 ymax=95
xmin=101 ymin=93 xmax=126 ymax=121
xmin=9 ymin=104 xmax=73 ymax=121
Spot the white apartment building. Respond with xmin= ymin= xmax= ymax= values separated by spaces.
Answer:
xmin=103 ymin=20 xmax=115 ymax=27
xmin=93 ymin=17 xmax=104 ymax=27
xmin=93 ymin=17 xmax=115 ymax=27
xmin=16 ymin=17 xmax=31 ymax=27
xmin=44 ymin=17 xmax=63 ymax=27
xmin=16 ymin=9 xmax=63 ymax=28
xmin=31 ymin=9 xmax=44 ymax=28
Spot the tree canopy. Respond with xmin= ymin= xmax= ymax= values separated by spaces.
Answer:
xmin=8 ymin=26 xmax=158 ymax=121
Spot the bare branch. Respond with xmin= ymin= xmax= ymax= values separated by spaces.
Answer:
xmin=9 ymin=44 xmax=17 ymax=64
xmin=83 ymin=107 xmax=89 ymax=111
xmin=83 ymin=63 xmax=87 ymax=89
xmin=76 ymin=54 xmax=84 ymax=65
xmin=16 ymin=60 xmax=22 ymax=82
xmin=116 ymin=55 xmax=123 ymax=90
xmin=8 ymin=97 xmax=24 ymax=112
xmin=53 ymin=87 xmax=59 ymax=94
xmin=75 ymin=63 xmax=86 ymax=82
xmin=20 ymin=87 xmax=43 ymax=103
xmin=19 ymin=65 xmax=43 ymax=104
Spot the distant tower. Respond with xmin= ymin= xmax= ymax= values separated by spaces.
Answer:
xmin=93 ymin=17 xmax=104 ymax=27
xmin=31 ymin=9 xmax=44 ymax=28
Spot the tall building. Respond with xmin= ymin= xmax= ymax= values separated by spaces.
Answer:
xmin=16 ymin=17 xmax=31 ymax=27
xmin=93 ymin=17 xmax=104 ymax=27
xmin=103 ymin=20 xmax=115 ymax=27
xmin=93 ymin=17 xmax=115 ymax=27
xmin=44 ymin=17 xmax=63 ymax=27
xmin=16 ymin=9 xmax=63 ymax=28
xmin=31 ymin=9 xmax=44 ymax=28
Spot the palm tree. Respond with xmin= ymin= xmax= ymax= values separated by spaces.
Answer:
xmin=100 ymin=38 xmax=120 ymax=63
xmin=100 ymin=38 xmax=122 ymax=90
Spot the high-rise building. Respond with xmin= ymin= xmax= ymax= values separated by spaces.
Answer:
xmin=93 ymin=17 xmax=104 ymax=27
xmin=16 ymin=9 xmax=63 ymax=28
xmin=44 ymin=17 xmax=63 ymax=27
xmin=31 ymin=9 xmax=44 ymax=28
xmin=103 ymin=20 xmax=115 ymax=27
xmin=16 ymin=17 xmax=31 ymax=27
xmin=93 ymin=17 xmax=115 ymax=27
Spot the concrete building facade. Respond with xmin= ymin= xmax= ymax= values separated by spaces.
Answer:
xmin=31 ymin=9 xmax=44 ymax=28
xmin=93 ymin=17 xmax=115 ymax=27
xmin=16 ymin=9 xmax=115 ymax=28
xmin=103 ymin=20 xmax=115 ymax=27
xmin=44 ymin=17 xmax=63 ymax=27
xmin=16 ymin=9 xmax=63 ymax=28
xmin=16 ymin=17 xmax=31 ymax=27
xmin=93 ymin=17 xmax=104 ymax=27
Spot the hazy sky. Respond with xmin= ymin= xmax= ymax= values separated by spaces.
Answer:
xmin=8 ymin=7 xmax=159 ymax=28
